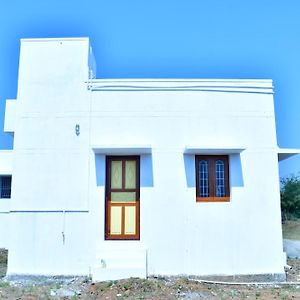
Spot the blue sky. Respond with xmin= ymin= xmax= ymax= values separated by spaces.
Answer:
xmin=0 ymin=0 xmax=299 ymax=177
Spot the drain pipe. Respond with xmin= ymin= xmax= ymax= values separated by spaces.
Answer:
xmin=61 ymin=210 xmax=66 ymax=245
xmin=190 ymin=278 xmax=300 ymax=286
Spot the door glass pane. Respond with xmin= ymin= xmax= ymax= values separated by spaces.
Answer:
xmin=125 ymin=160 xmax=136 ymax=189
xmin=199 ymin=160 xmax=209 ymax=197
xmin=125 ymin=206 xmax=136 ymax=234
xmin=111 ymin=161 xmax=122 ymax=189
xmin=215 ymin=160 xmax=225 ymax=197
xmin=110 ymin=206 xmax=122 ymax=234
xmin=111 ymin=192 xmax=136 ymax=202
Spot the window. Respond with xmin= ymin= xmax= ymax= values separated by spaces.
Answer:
xmin=195 ymin=155 xmax=229 ymax=202
xmin=105 ymin=156 xmax=140 ymax=240
xmin=0 ymin=176 xmax=12 ymax=199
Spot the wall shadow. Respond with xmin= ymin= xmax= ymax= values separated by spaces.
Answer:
xmin=183 ymin=154 xmax=196 ymax=188
xmin=94 ymin=154 xmax=154 ymax=187
xmin=183 ymin=153 xmax=244 ymax=188
xmin=140 ymin=154 xmax=154 ymax=187
xmin=229 ymin=154 xmax=244 ymax=187
xmin=95 ymin=154 xmax=105 ymax=187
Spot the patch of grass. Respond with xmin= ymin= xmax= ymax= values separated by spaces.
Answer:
xmin=107 ymin=280 xmax=117 ymax=288
xmin=0 ymin=281 xmax=10 ymax=288
xmin=0 ymin=249 xmax=7 ymax=278
xmin=279 ymin=290 xmax=290 ymax=300
xmin=0 ymin=250 xmax=7 ymax=264
xmin=282 ymin=219 xmax=300 ymax=240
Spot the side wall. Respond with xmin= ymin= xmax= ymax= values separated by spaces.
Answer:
xmin=7 ymin=38 xmax=93 ymax=275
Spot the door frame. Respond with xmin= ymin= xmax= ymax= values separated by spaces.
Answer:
xmin=105 ymin=155 xmax=140 ymax=240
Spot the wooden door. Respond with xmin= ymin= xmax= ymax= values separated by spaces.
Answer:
xmin=105 ymin=156 xmax=140 ymax=240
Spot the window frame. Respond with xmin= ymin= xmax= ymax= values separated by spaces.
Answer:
xmin=195 ymin=155 xmax=230 ymax=202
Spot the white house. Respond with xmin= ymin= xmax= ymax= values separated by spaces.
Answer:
xmin=0 ymin=37 xmax=299 ymax=282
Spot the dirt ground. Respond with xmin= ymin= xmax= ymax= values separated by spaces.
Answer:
xmin=0 ymin=250 xmax=299 ymax=300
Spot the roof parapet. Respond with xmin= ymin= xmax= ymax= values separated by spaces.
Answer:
xmin=87 ymin=79 xmax=274 ymax=94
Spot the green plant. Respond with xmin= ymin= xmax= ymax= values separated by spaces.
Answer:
xmin=279 ymin=290 xmax=289 ymax=300
xmin=107 ymin=280 xmax=117 ymax=288
xmin=281 ymin=174 xmax=300 ymax=220
xmin=0 ymin=281 xmax=9 ymax=288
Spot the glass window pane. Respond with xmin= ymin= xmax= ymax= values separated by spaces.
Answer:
xmin=199 ymin=160 xmax=209 ymax=197
xmin=111 ymin=161 xmax=122 ymax=189
xmin=215 ymin=160 xmax=225 ymax=197
xmin=111 ymin=192 xmax=136 ymax=202
xmin=125 ymin=160 xmax=136 ymax=189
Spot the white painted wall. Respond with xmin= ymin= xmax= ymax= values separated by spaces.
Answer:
xmin=0 ymin=151 xmax=13 ymax=175
xmin=89 ymin=87 xmax=283 ymax=277
xmin=7 ymin=38 xmax=93 ymax=275
xmin=4 ymin=100 xmax=17 ymax=134
xmin=4 ymin=38 xmax=285 ymax=279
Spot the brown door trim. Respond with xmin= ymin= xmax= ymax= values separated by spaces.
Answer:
xmin=105 ymin=156 xmax=140 ymax=240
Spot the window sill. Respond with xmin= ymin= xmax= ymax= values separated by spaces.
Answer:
xmin=196 ymin=196 xmax=230 ymax=202
xmin=105 ymin=235 xmax=140 ymax=241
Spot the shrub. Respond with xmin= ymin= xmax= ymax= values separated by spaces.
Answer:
xmin=280 ymin=174 xmax=300 ymax=221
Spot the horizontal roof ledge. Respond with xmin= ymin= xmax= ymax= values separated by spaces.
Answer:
xmin=21 ymin=37 xmax=89 ymax=43
xmin=88 ymin=79 xmax=274 ymax=93
xmin=278 ymin=148 xmax=300 ymax=161
xmin=92 ymin=145 xmax=152 ymax=155
xmin=184 ymin=146 xmax=245 ymax=155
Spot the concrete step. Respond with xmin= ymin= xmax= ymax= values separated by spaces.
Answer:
xmin=92 ymin=243 xmax=147 ymax=282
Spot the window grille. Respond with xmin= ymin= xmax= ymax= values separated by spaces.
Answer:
xmin=199 ymin=160 xmax=209 ymax=197
xmin=1 ymin=176 xmax=11 ymax=198
xmin=215 ymin=160 xmax=225 ymax=197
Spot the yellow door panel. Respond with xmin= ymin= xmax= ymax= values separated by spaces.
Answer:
xmin=124 ymin=206 xmax=136 ymax=235
xmin=110 ymin=206 xmax=122 ymax=235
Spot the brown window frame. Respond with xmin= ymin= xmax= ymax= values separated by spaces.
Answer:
xmin=195 ymin=155 xmax=230 ymax=202
xmin=105 ymin=156 xmax=140 ymax=240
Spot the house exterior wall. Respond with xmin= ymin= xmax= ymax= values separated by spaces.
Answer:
xmin=89 ymin=88 xmax=283 ymax=277
xmin=4 ymin=38 xmax=285 ymax=279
